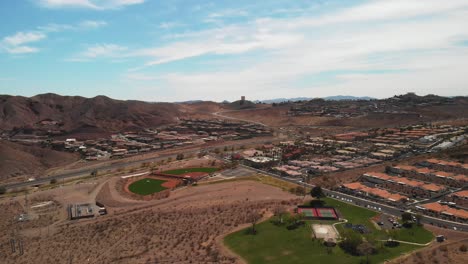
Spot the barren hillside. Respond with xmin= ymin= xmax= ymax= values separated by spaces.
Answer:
xmin=0 ymin=140 xmax=79 ymax=183
xmin=0 ymin=94 xmax=184 ymax=132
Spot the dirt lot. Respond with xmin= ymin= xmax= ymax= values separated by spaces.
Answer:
xmin=0 ymin=179 xmax=301 ymax=264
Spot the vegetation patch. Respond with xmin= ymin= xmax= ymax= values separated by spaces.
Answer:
xmin=128 ymin=178 xmax=168 ymax=195
xmin=225 ymin=197 xmax=433 ymax=264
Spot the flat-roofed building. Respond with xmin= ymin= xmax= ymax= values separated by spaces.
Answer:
xmin=68 ymin=203 xmax=95 ymax=220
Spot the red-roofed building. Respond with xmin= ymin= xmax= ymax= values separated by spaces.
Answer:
xmin=392 ymin=165 xmax=466 ymax=188
xmin=446 ymin=190 xmax=468 ymax=208
xmin=423 ymin=159 xmax=468 ymax=175
xmin=341 ymin=182 xmax=408 ymax=203
xmin=422 ymin=202 xmax=468 ymax=222
xmin=362 ymin=172 xmax=447 ymax=198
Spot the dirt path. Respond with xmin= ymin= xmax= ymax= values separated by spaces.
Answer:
xmin=213 ymin=108 xmax=269 ymax=127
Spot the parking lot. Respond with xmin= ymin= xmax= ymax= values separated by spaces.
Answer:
xmin=220 ymin=167 xmax=253 ymax=177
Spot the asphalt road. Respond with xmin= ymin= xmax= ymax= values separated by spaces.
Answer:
xmin=2 ymin=138 xmax=275 ymax=190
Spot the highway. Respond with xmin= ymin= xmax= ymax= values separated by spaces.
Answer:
xmin=2 ymin=138 xmax=276 ymax=190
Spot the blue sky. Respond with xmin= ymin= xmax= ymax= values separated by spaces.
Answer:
xmin=1 ymin=0 xmax=468 ymax=102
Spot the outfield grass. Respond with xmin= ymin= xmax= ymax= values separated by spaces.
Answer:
xmin=225 ymin=197 xmax=433 ymax=264
xmin=162 ymin=167 xmax=218 ymax=175
xmin=128 ymin=178 xmax=168 ymax=195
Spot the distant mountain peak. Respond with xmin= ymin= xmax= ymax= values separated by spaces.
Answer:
xmin=258 ymin=95 xmax=375 ymax=104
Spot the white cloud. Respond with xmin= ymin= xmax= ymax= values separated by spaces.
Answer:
xmin=70 ymin=43 xmax=128 ymax=61
xmin=42 ymin=0 xmax=467 ymax=100
xmin=79 ymin=20 xmax=108 ymax=29
xmin=37 ymin=23 xmax=74 ymax=32
xmin=159 ymin=22 xmax=183 ymax=30
xmin=4 ymin=46 xmax=40 ymax=54
xmin=2 ymin=31 xmax=46 ymax=46
xmin=1 ymin=31 xmax=46 ymax=54
xmin=120 ymin=0 xmax=468 ymax=101
xmin=125 ymin=72 xmax=161 ymax=81
xmin=38 ymin=20 xmax=107 ymax=32
xmin=37 ymin=0 xmax=145 ymax=10
xmin=1 ymin=20 xmax=107 ymax=55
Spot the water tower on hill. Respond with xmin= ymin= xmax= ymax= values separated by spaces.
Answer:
xmin=240 ymin=96 xmax=246 ymax=105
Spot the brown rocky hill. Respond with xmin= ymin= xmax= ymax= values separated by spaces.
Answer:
xmin=0 ymin=93 xmax=187 ymax=132
xmin=0 ymin=140 xmax=79 ymax=184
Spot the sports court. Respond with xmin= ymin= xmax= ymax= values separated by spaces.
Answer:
xmin=297 ymin=207 xmax=338 ymax=220
xmin=312 ymin=224 xmax=339 ymax=241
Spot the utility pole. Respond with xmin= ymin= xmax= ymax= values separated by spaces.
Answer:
xmin=18 ymin=239 xmax=24 ymax=256
xmin=24 ymin=192 xmax=28 ymax=213
xmin=10 ymin=238 xmax=16 ymax=253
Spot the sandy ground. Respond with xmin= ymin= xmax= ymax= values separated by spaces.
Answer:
xmin=0 ymin=176 xmax=300 ymax=264
xmin=312 ymin=224 xmax=339 ymax=240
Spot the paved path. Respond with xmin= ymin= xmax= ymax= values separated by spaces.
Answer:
xmin=377 ymin=239 xmax=432 ymax=246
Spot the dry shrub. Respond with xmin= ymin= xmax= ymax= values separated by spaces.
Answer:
xmin=439 ymin=245 xmax=448 ymax=252
xmin=460 ymin=244 xmax=467 ymax=252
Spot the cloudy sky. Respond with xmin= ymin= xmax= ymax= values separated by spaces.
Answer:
xmin=1 ymin=0 xmax=468 ymax=102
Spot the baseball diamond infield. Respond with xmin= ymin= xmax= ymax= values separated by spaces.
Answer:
xmin=128 ymin=178 xmax=168 ymax=195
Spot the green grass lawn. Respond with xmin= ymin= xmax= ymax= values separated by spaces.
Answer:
xmin=225 ymin=197 xmax=433 ymax=264
xmin=128 ymin=178 xmax=168 ymax=195
xmin=389 ymin=224 xmax=434 ymax=244
xmin=162 ymin=167 xmax=218 ymax=175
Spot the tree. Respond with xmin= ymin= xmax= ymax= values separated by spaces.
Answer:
xmin=415 ymin=213 xmax=423 ymax=226
xmin=325 ymin=238 xmax=336 ymax=254
xmin=273 ymin=205 xmax=286 ymax=225
xmin=357 ymin=242 xmax=375 ymax=264
xmin=176 ymin=153 xmax=184 ymax=160
xmin=246 ymin=211 xmax=262 ymax=235
xmin=91 ymin=170 xmax=98 ymax=177
xmin=384 ymin=166 xmax=392 ymax=173
xmin=310 ymin=186 xmax=324 ymax=200
xmin=294 ymin=186 xmax=306 ymax=196
xmin=339 ymin=229 xmax=363 ymax=255
xmin=50 ymin=179 xmax=57 ymax=184
xmin=401 ymin=212 xmax=412 ymax=223
xmin=0 ymin=186 xmax=6 ymax=195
